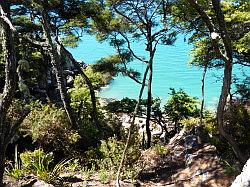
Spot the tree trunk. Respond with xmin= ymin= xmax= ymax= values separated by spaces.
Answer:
xmin=217 ymin=60 xmax=246 ymax=164
xmin=187 ymin=0 xmax=247 ymax=165
xmin=146 ymin=62 xmax=153 ymax=148
xmin=59 ymin=45 xmax=100 ymax=130
xmin=211 ymin=0 xmax=247 ymax=164
xmin=0 ymin=145 xmax=6 ymax=186
xmin=200 ymin=62 xmax=207 ymax=126
xmin=40 ymin=2 xmax=76 ymax=128
xmin=116 ymin=65 xmax=149 ymax=186
xmin=0 ymin=2 xmax=17 ymax=185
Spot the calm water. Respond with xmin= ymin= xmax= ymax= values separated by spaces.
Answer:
xmin=68 ymin=34 xmax=248 ymax=108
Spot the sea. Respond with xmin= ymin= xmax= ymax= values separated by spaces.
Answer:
xmin=68 ymin=34 xmax=249 ymax=109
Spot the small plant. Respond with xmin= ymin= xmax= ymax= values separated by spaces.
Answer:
xmin=81 ymin=167 xmax=92 ymax=181
xmin=224 ymin=161 xmax=238 ymax=176
xmin=20 ymin=149 xmax=71 ymax=183
xmin=65 ymin=159 xmax=81 ymax=172
xmin=123 ymin=166 xmax=142 ymax=183
xmin=5 ymin=145 xmax=24 ymax=179
xmin=98 ymin=169 xmax=109 ymax=183
xmin=164 ymin=88 xmax=200 ymax=132
xmin=182 ymin=117 xmax=200 ymax=131
xmin=153 ymin=144 xmax=169 ymax=156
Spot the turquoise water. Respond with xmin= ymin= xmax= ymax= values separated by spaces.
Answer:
xmin=68 ymin=34 xmax=248 ymax=108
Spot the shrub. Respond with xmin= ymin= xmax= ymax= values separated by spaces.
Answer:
xmin=20 ymin=149 xmax=71 ymax=183
xmin=153 ymin=144 xmax=169 ymax=156
xmin=99 ymin=138 xmax=141 ymax=179
xmin=84 ymin=136 xmax=142 ymax=181
xmin=164 ymin=88 xmax=200 ymax=132
xmin=5 ymin=145 xmax=24 ymax=180
xmin=21 ymin=102 xmax=80 ymax=155
xmin=224 ymin=103 xmax=250 ymax=155
xmin=105 ymin=97 xmax=137 ymax=114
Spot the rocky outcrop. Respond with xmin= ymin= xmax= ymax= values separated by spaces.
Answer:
xmin=139 ymin=129 xmax=234 ymax=187
xmin=231 ymin=158 xmax=250 ymax=187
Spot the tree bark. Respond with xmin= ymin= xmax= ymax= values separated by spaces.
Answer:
xmin=211 ymin=0 xmax=247 ymax=164
xmin=0 ymin=2 xmax=17 ymax=185
xmin=200 ymin=61 xmax=208 ymax=126
xmin=59 ymin=44 xmax=101 ymax=130
xmin=187 ymin=0 xmax=247 ymax=165
xmin=116 ymin=65 xmax=149 ymax=187
xmin=39 ymin=1 xmax=76 ymax=128
xmin=0 ymin=144 xmax=7 ymax=187
xmin=145 ymin=62 xmax=153 ymax=148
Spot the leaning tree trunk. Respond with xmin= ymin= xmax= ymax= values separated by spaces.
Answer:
xmin=40 ymin=3 xmax=76 ymax=128
xmin=217 ymin=59 xmax=246 ymax=164
xmin=187 ymin=0 xmax=247 ymax=165
xmin=116 ymin=65 xmax=149 ymax=187
xmin=211 ymin=0 xmax=247 ymax=164
xmin=0 ymin=2 xmax=17 ymax=185
xmin=59 ymin=45 xmax=100 ymax=130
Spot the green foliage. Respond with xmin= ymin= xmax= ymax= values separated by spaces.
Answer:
xmin=64 ymin=159 xmax=82 ymax=172
xmin=92 ymin=54 xmax=121 ymax=75
xmin=21 ymin=102 xmax=80 ymax=154
xmin=172 ymin=0 xmax=250 ymax=69
xmin=61 ymin=34 xmax=80 ymax=48
xmin=6 ymin=100 xmax=27 ymax=124
xmin=20 ymin=149 xmax=53 ymax=173
xmin=181 ymin=117 xmax=200 ymax=131
xmin=70 ymin=75 xmax=105 ymax=149
xmin=164 ymin=88 xmax=199 ymax=128
xmin=70 ymin=76 xmax=93 ymax=117
xmin=224 ymin=161 xmax=238 ymax=177
xmin=225 ymin=103 xmax=250 ymax=153
xmin=84 ymin=137 xmax=142 ymax=181
xmin=235 ymin=77 xmax=250 ymax=103
xmin=20 ymin=149 xmax=71 ymax=183
xmin=92 ymin=50 xmax=140 ymax=82
xmin=84 ymin=66 xmax=112 ymax=89
xmin=5 ymin=146 xmax=24 ymax=180
xmin=81 ymin=165 xmax=95 ymax=181
xmin=105 ymin=97 xmax=137 ymax=114
xmin=105 ymin=97 xmax=162 ymax=117
xmin=153 ymin=144 xmax=169 ymax=156
xmin=222 ymin=1 xmax=250 ymax=54
xmin=98 ymin=169 xmax=109 ymax=183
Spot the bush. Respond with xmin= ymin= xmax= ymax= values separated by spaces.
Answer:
xmin=84 ymin=136 xmax=142 ymax=181
xmin=99 ymin=137 xmax=142 ymax=180
xmin=225 ymin=103 xmax=250 ymax=155
xmin=21 ymin=102 xmax=80 ymax=155
xmin=5 ymin=145 xmax=24 ymax=180
xmin=153 ymin=144 xmax=169 ymax=156
xmin=20 ymin=149 xmax=71 ymax=183
xmin=164 ymin=88 xmax=200 ymax=132
xmin=105 ymin=97 xmax=137 ymax=114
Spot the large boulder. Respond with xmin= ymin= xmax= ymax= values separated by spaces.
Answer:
xmin=231 ymin=158 xmax=250 ymax=187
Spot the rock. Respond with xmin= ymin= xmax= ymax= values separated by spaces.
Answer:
xmin=231 ymin=158 xmax=250 ymax=187
xmin=184 ymin=135 xmax=200 ymax=152
xmin=185 ymin=153 xmax=198 ymax=166
xmin=173 ymin=145 xmax=185 ymax=159
xmin=32 ymin=180 xmax=54 ymax=187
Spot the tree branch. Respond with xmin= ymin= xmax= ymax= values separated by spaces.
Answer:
xmin=119 ymin=31 xmax=148 ymax=63
xmin=0 ymin=5 xmax=16 ymax=31
xmin=186 ymin=0 xmax=227 ymax=61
